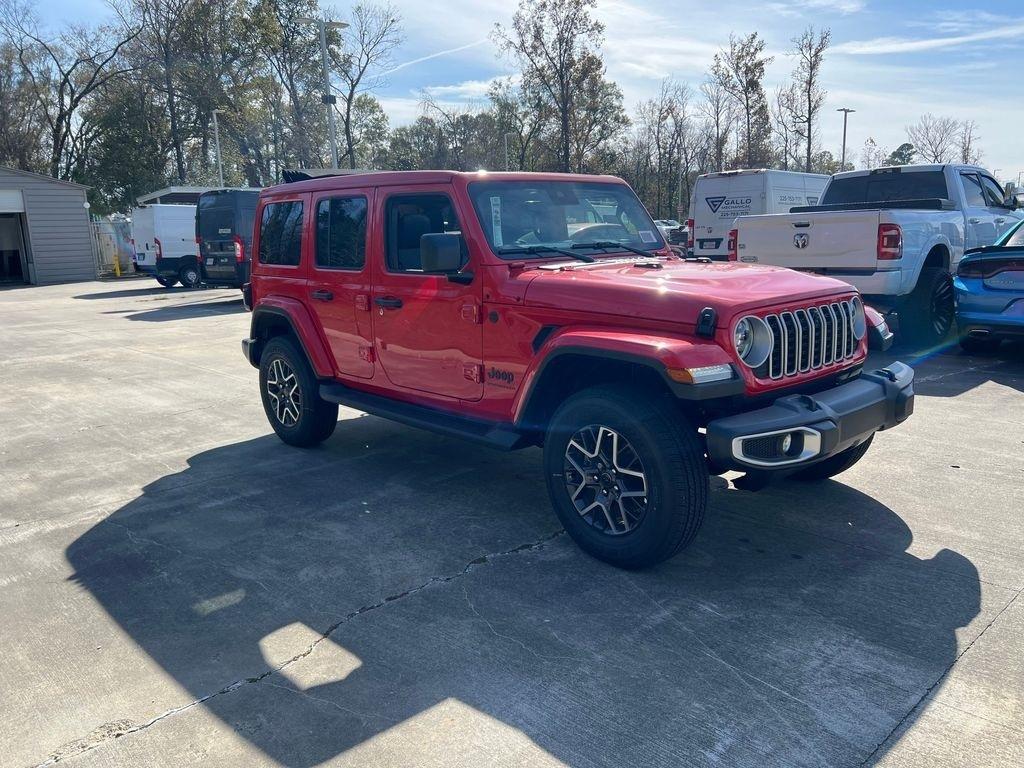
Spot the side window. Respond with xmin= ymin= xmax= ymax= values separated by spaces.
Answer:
xmin=960 ymin=174 xmax=987 ymax=208
xmin=259 ymin=201 xmax=304 ymax=266
xmin=316 ymin=196 xmax=367 ymax=270
xmin=980 ymin=176 xmax=1006 ymax=208
xmin=385 ymin=194 xmax=463 ymax=272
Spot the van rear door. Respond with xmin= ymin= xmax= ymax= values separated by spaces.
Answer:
xmin=693 ymin=174 xmax=763 ymax=259
xmin=197 ymin=192 xmax=239 ymax=281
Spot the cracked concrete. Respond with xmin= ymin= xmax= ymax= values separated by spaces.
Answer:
xmin=2 ymin=281 xmax=1024 ymax=767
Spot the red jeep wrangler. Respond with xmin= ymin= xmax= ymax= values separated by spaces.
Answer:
xmin=242 ymin=171 xmax=913 ymax=568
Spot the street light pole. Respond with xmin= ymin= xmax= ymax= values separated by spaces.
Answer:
xmin=837 ymin=108 xmax=855 ymax=170
xmin=212 ymin=109 xmax=225 ymax=187
xmin=298 ymin=17 xmax=350 ymax=170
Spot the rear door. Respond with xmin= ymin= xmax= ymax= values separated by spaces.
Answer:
xmin=693 ymin=175 xmax=762 ymax=258
xmin=960 ymin=172 xmax=997 ymax=249
xmin=737 ymin=210 xmax=880 ymax=270
xmin=132 ymin=208 xmax=156 ymax=269
xmin=371 ymin=186 xmax=483 ymax=401
xmin=198 ymin=193 xmax=242 ymax=280
xmin=307 ymin=188 xmax=375 ymax=379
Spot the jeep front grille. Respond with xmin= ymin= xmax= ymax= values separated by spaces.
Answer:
xmin=762 ymin=300 xmax=858 ymax=380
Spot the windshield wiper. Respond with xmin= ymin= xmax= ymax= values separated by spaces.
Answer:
xmin=571 ymin=241 xmax=661 ymax=259
xmin=497 ymin=245 xmax=596 ymax=263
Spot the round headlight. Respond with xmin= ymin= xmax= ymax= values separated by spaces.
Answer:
xmin=850 ymin=296 xmax=866 ymax=340
xmin=734 ymin=315 xmax=773 ymax=369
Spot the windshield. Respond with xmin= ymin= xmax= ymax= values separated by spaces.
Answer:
xmin=468 ymin=180 xmax=665 ymax=258
xmin=822 ymin=171 xmax=949 ymax=205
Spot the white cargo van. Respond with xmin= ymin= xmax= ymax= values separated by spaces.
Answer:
xmin=689 ymin=169 xmax=828 ymax=260
xmin=131 ymin=204 xmax=200 ymax=288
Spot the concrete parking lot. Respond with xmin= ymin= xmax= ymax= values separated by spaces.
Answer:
xmin=2 ymin=280 xmax=1022 ymax=767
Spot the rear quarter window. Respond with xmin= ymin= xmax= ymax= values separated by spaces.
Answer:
xmin=258 ymin=201 xmax=304 ymax=266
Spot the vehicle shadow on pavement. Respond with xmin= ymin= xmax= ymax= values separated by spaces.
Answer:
xmin=65 ymin=422 xmax=980 ymax=767
xmin=105 ymin=297 xmax=246 ymax=322
xmin=74 ymin=286 xmax=196 ymax=300
xmin=869 ymin=345 xmax=1024 ymax=397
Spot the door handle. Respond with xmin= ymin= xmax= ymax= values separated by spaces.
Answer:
xmin=374 ymin=296 xmax=403 ymax=310
xmin=995 ymin=217 xmax=1006 ymax=225
xmin=311 ymin=289 xmax=334 ymax=301
xmin=968 ymin=218 xmax=981 ymax=224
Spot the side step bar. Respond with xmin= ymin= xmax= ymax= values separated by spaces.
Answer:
xmin=319 ymin=383 xmax=531 ymax=451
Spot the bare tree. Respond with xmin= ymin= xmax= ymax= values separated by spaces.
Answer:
xmin=859 ymin=136 xmax=888 ymax=170
xmin=710 ymin=32 xmax=773 ymax=168
xmin=906 ymin=113 xmax=959 ymax=163
xmin=770 ymin=86 xmax=796 ymax=170
xmin=0 ymin=0 xmax=140 ymax=178
xmin=335 ymin=3 xmax=402 ymax=169
xmin=784 ymin=26 xmax=830 ymax=173
xmin=956 ymin=119 xmax=982 ymax=165
xmin=698 ymin=79 xmax=732 ymax=172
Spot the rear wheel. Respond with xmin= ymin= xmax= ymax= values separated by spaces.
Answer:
xmin=791 ymin=435 xmax=873 ymax=481
xmin=959 ymin=336 xmax=1000 ymax=355
xmin=259 ymin=337 xmax=338 ymax=447
xmin=155 ymin=276 xmax=178 ymax=288
xmin=900 ymin=267 xmax=954 ymax=349
xmin=178 ymin=263 xmax=200 ymax=289
xmin=543 ymin=385 xmax=707 ymax=569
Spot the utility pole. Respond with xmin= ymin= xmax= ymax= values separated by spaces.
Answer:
xmin=298 ymin=17 xmax=350 ymax=169
xmin=837 ymin=108 xmax=855 ymax=170
xmin=212 ymin=109 xmax=225 ymax=187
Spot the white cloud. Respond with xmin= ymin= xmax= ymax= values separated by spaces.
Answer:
xmin=834 ymin=21 xmax=1024 ymax=55
xmin=765 ymin=0 xmax=864 ymax=17
xmin=422 ymin=75 xmax=515 ymax=100
xmin=383 ymin=39 xmax=491 ymax=75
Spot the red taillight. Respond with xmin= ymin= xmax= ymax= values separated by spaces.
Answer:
xmin=727 ymin=229 xmax=738 ymax=261
xmin=959 ymin=256 xmax=1024 ymax=279
xmin=233 ymin=234 xmax=245 ymax=263
xmin=877 ymin=224 xmax=902 ymax=260
xmin=686 ymin=218 xmax=694 ymax=249
xmin=154 ymin=237 xmax=163 ymax=261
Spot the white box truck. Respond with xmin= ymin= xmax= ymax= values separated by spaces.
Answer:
xmin=688 ymin=169 xmax=829 ymax=260
xmin=131 ymin=204 xmax=200 ymax=288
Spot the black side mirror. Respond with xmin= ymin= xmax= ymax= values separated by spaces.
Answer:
xmin=1005 ymin=195 xmax=1020 ymax=210
xmin=420 ymin=233 xmax=464 ymax=273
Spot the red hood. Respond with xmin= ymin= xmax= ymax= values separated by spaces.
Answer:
xmin=520 ymin=259 xmax=854 ymax=325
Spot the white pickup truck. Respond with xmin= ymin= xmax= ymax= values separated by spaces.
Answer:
xmin=733 ymin=164 xmax=1024 ymax=346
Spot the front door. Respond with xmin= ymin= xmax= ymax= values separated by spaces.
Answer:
xmin=0 ymin=214 xmax=27 ymax=284
xmin=307 ymin=189 xmax=375 ymax=378
xmin=960 ymin=172 xmax=997 ymax=249
xmin=371 ymin=188 xmax=483 ymax=401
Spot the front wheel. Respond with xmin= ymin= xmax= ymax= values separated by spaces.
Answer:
xmin=259 ymin=337 xmax=338 ymax=447
xmin=790 ymin=435 xmax=873 ymax=481
xmin=543 ymin=385 xmax=708 ymax=569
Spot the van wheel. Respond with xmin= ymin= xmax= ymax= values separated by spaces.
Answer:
xmin=791 ymin=435 xmax=873 ymax=481
xmin=179 ymin=264 xmax=200 ymax=289
xmin=156 ymin=276 xmax=178 ymax=288
xmin=900 ymin=268 xmax=954 ymax=349
xmin=543 ymin=385 xmax=708 ymax=569
xmin=259 ymin=337 xmax=338 ymax=447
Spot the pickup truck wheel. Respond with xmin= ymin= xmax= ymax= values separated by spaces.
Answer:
xmin=259 ymin=337 xmax=338 ymax=447
xmin=155 ymin=276 xmax=178 ymax=288
xmin=178 ymin=264 xmax=200 ymax=289
xmin=791 ymin=435 xmax=873 ymax=481
xmin=543 ymin=385 xmax=708 ymax=569
xmin=901 ymin=268 xmax=954 ymax=348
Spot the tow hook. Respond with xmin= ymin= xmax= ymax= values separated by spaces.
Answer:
xmin=876 ymin=367 xmax=897 ymax=382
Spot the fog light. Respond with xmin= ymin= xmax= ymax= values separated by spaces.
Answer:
xmin=781 ymin=433 xmax=793 ymax=453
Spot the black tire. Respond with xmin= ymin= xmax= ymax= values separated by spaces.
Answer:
xmin=959 ymin=336 xmax=1000 ymax=355
xmin=900 ymin=267 xmax=954 ymax=349
xmin=791 ymin=435 xmax=873 ymax=481
xmin=543 ymin=385 xmax=708 ymax=569
xmin=178 ymin=263 xmax=201 ymax=289
xmin=155 ymin=276 xmax=178 ymax=288
xmin=259 ymin=336 xmax=338 ymax=447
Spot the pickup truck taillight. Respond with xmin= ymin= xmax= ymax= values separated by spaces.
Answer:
xmin=877 ymin=224 xmax=902 ymax=260
xmin=727 ymin=229 xmax=738 ymax=261
xmin=233 ymin=235 xmax=245 ymax=263
xmin=154 ymin=237 xmax=163 ymax=261
xmin=686 ymin=218 xmax=694 ymax=249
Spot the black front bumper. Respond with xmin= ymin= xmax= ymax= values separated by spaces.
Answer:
xmin=706 ymin=362 xmax=914 ymax=472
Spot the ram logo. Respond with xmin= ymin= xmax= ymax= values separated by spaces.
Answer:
xmin=793 ymin=233 xmax=809 ymax=249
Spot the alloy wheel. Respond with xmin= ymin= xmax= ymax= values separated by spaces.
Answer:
xmin=266 ymin=358 xmax=302 ymax=427
xmin=931 ymin=275 xmax=955 ymax=337
xmin=563 ymin=425 xmax=649 ymax=535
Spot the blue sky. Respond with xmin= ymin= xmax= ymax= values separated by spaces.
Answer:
xmin=43 ymin=0 xmax=1024 ymax=185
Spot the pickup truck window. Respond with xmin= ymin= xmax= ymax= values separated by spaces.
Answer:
xmin=258 ymin=201 xmax=303 ymax=266
xmin=960 ymin=173 xmax=987 ymax=208
xmin=979 ymin=175 xmax=1006 ymax=208
xmin=385 ymin=194 xmax=463 ymax=273
xmin=822 ymin=171 xmax=948 ymax=205
xmin=469 ymin=181 xmax=664 ymax=258
xmin=316 ymin=197 xmax=367 ymax=270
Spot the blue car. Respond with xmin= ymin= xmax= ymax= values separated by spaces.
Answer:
xmin=954 ymin=219 xmax=1024 ymax=353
